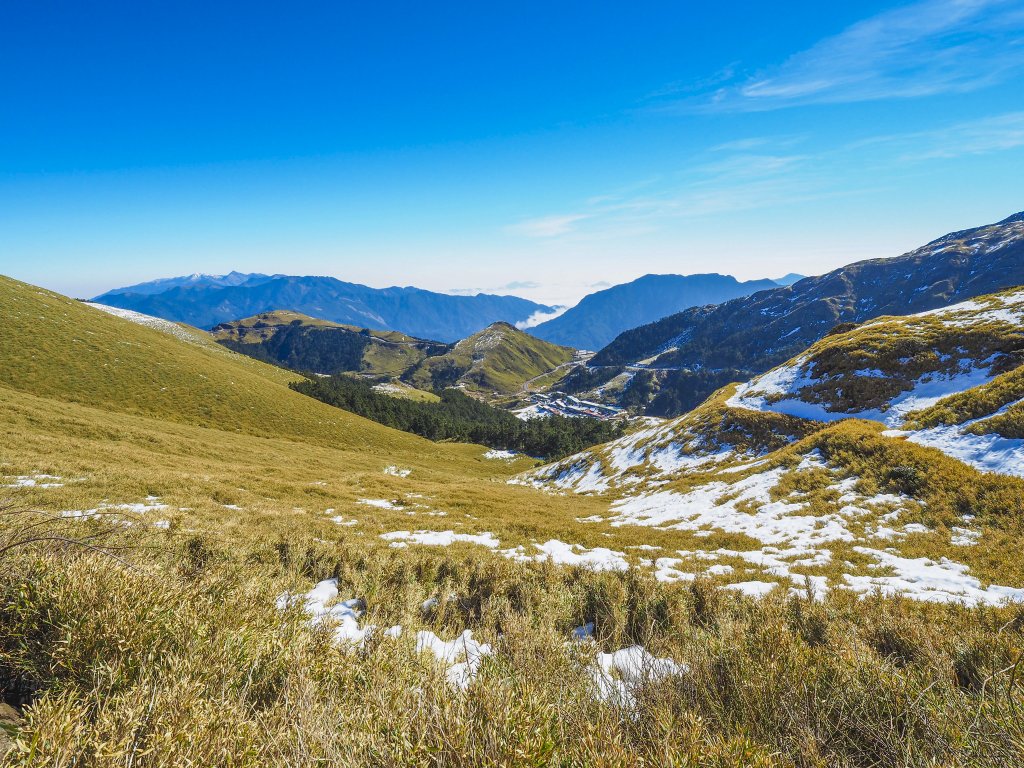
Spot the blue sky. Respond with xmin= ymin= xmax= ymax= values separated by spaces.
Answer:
xmin=2 ymin=0 xmax=1023 ymax=306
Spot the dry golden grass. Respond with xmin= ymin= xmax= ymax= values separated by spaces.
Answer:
xmin=2 ymin=274 xmax=1024 ymax=765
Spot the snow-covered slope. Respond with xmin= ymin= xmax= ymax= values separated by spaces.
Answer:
xmin=724 ymin=287 xmax=1024 ymax=476
xmin=519 ymin=286 xmax=1024 ymax=605
xmin=589 ymin=211 xmax=1024 ymax=417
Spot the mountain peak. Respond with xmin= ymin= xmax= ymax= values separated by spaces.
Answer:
xmin=529 ymin=272 xmax=779 ymax=350
xmin=590 ymin=209 xmax=1024 ymax=417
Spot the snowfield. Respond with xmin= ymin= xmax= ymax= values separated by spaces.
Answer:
xmin=521 ymin=443 xmax=1024 ymax=605
xmin=726 ymin=356 xmax=1002 ymax=428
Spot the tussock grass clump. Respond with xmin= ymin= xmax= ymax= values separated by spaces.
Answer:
xmin=1 ymin=527 xmax=1022 ymax=767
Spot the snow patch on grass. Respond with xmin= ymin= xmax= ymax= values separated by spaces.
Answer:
xmin=482 ymin=449 xmax=518 ymax=460
xmin=842 ymin=548 xmax=1024 ymax=606
xmin=380 ymin=530 xmax=501 ymax=548
xmin=2 ymin=473 xmax=64 ymax=489
xmin=86 ymin=302 xmax=203 ymax=344
xmin=608 ymin=463 xmax=859 ymax=550
xmin=358 ymin=498 xmax=402 ymax=510
xmin=891 ymin=425 xmax=1024 ymax=478
xmin=503 ymin=540 xmax=629 ymax=572
xmin=278 ymin=579 xmax=686 ymax=698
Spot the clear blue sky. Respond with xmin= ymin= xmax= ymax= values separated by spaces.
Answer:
xmin=2 ymin=0 xmax=1023 ymax=306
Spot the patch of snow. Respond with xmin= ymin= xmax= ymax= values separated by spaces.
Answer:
xmin=482 ymin=449 xmax=518 ymax=461
xmin=723 ymin=581 xmax=778 ymax=597
xmin=2 ymin=473 xmax=64 ymax=489
xmin=589 ymin=646 xmax=688 ymax=709
xmin=358 ymin=498 xmax=402 ymax=510
xmin=380 ymin=530 xmax=501 ymax=548
xmin=898 ymin=424 xmax=1024 ymax=478
xmin=416 ymin=629 xmax=494 ymax=690
xmin=842 ymin=548 xmax=1024 ymax=606
xmin=729 ymin=359 xmax=1000 ymax=428
xmin=608 ymin=462 xmax=859 ymax=550
xmin=85 ymin=302 xmax=203 ymax=344
xmin=950 ymin=526 xmax=982 ymax=547
xmin=384 ymin=465 xmax=411 ymax=478
xmin=651 ymin=558 xmax=696 ymax=583
xmin=503 ymin=539 xmax=629 ymax=572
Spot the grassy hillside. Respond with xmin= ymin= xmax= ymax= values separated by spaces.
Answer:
xmin=2 ymin=274 xmax=1024 ymax=765
xmin=211 ymin=309 xmax=448 ymax=378
xmin=1 ymin=281 xmax=410 ymax=451
xmin=406 ymin=322 xmax=576 ymax=395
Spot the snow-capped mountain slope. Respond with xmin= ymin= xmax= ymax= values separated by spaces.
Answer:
xmin=519 ymin=286 xmax=1024 ymax=604
xmin=588 ymin=211 xmax=1024 ymax=417
xmin=101 ymin=271 xmax=274 ymax=296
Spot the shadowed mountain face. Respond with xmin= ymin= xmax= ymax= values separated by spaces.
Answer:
xmin=211 ymin=310 xmax=449 ymax=377
xmin=529 ymin=273 xmax=780 ymax=350
xmin=591 ymin=211 xmax=1024 ymax=417
xmin=93 ymin=274 xmax=553 ymax=342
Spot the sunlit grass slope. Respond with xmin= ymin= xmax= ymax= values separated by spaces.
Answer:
xmin=0 ymin=274 xmax=617 ymax=550
xmin=2 ymin=275 xmax=1024 ymax=765
xmin=407 ymin=321 xmax=575 ymax=395
xmin=1 ymin=277 xmax=421 ymax=451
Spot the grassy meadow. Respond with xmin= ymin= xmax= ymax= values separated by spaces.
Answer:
xmin=1 ymin=275 xmax=1023 ymax=765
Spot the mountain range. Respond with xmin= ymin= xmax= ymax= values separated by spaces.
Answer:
xmin=5 ymin=216 xmax=1024 ymax=764
xmin=93 ymin=274 xmax=553 ymax=342
xmin=94 ymin=270 xmax=797 ymax=351
xmin=213 ymin=312 xmax=576 ymax=396
xmin=588 ymin=211 xmax=1024 ymax=416
xmin=528 ymin=273 xmax=780 ymax=350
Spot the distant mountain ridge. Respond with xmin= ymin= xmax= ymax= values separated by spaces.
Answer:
xmin=93 ymin=274 xmax=553 ymax=342
xmin=590 ymin=211 xmax=1024 ymax=416
xmin=211 ymin=310 xmax=448 ymax=377
xmin=529 ymin=273 xmax=780 ymax=350
xmin=105 ymin=271 xmax=274 ymax=295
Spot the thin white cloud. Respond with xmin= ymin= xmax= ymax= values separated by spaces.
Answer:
xmin=502 ymin=279 xmax=541 ymax=290
xmin=507 ymin=213 xmax=590 ymax=238
xmin=864 ymin=111 xmax=1024 ymax=159
xmin=691 ymin=0 xmax=1024 ymax=110
xmin=503 ymin=109 xmax=1024 ymax=241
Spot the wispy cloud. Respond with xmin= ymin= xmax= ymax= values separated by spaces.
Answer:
xmin=515 ymin=306 xmax=570 ymax=330
xmin=506 ymin=213 xmax=590 ymax=238
xmin=855 ymin=111 xmax=1024 ymax=159
xmin=502 ymin=280 xmax=541 ymax=290
xmin=684 ymin=0 xmax=1024 ymax=111
xmin=504 ymin=110 xmax=1024 ymax=241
